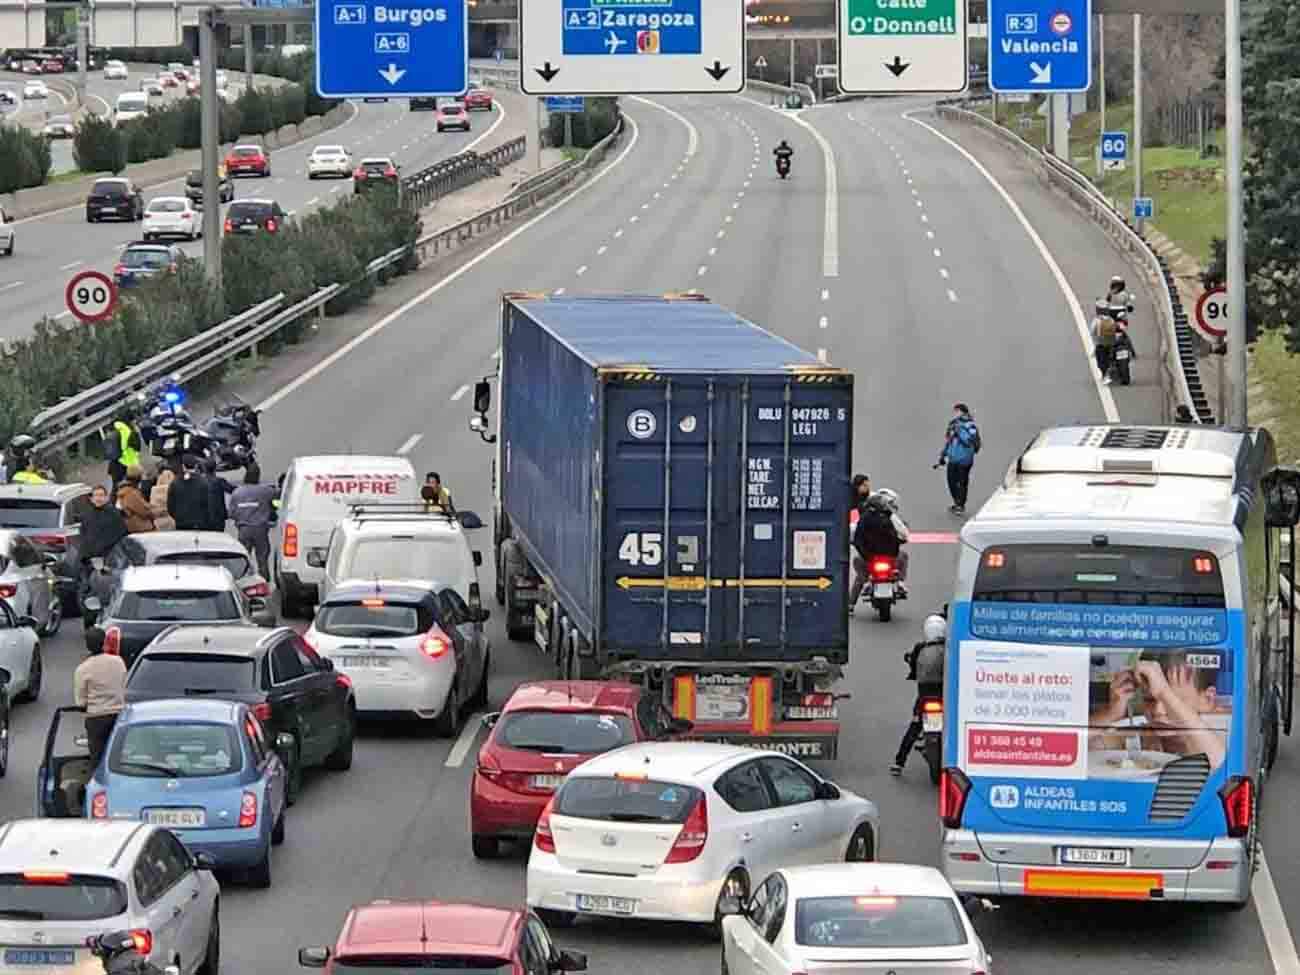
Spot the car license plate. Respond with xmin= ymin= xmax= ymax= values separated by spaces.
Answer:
xmin=873 ymin=582 xmax=894 ymax=598
xmin=529 ymin=774 xmax=564 ymax=789
xmin=576 ymin=894 xmax=635 ymax=915
xmin=144 ymin=807 xmax=206 ymax=827
xmin=1061 ymin=846 xmax=1129 ymax=866
xmin=101 ymin=206 xmax=116 ymax=213
xmin=922 ymin=712 xmax=943 ymax=733
xmin=340 ymin=655 xmax=390 ymax=669
xmin=1115 ymin=350 xmax=1131 ymax=360
xmin=4 ymin=949 xmax=76 ymax=966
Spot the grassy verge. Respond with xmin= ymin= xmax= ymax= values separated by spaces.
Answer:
xmin=561 ymin=146 xmax=588 ymax=162
xmin=1251 ymin=332 xmax=1300 ymax=464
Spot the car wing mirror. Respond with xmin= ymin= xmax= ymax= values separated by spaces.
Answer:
xmin=816 ymin=780 xmax=841 ymax=800
xmin=298 ymin=947 xmax=330 ymax=968
xmin=554 ymin=949 xmax=587 ymax=973
xmin=472 ymin=550 xmax=483 ymax=567
xmin=457 ymin=510 xmax=484 ymax=530
xmin=16 ymin=616 xmax=37 ymax=631
xmin=193 ymin=852 xmax=216 ymax=870
xmin=481 ymin=711 xmax=500 ymax=729
xmin=473 ymin=380 xmax=491 ymax=414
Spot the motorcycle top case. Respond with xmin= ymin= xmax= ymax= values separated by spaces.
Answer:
xmin=498 ymin=294 xmax=853 ymax=665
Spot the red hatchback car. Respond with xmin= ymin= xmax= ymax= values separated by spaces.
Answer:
xmin=469 ymin=680 xmax=690 ymax=857
xmin=464 ymin=88 xmax=493 ymax=111
xmin=298 ymin=900 xmax=588 ymax=975
xmin=225 ymin=144 xmax=271 ymax=177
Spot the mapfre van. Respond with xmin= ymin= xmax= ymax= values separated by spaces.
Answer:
xmin=274 ymin=455 xmax=418 ymax=616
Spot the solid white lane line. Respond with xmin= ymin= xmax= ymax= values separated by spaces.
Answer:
xmin=60 ymin=261 xmax=83 ymax=270
xmin=0 ymin=281 xmax=22 ymax=293
xmin=781 ymin=109 xmax=839 ymax=278
xmin=904 ymin=109 xmax=1119 ymax=423
xmin=1255 ymin=853 xmax=1300 ymax=975
xmin=397 ymin=433 xmax=423 ymax=454
xmin=255 ymin=112 xmax=643 ymax=413
xmin=444 ymin=715 xmax=481 ymax=767
xmin=576 ymin=265 xmax=587 ymax=275
xmin=450 ymin=384 xmax=470 ymax=402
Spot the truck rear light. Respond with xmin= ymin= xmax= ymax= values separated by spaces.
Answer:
xmin=921 ymin=699 xmax=943 ymax=714
xmin=534 ymin=797 xmax=556 ymax=853
xmin=252 ymin=702 xmax=272 ymax=722
xmin=238 ymin=791 xmax=257 ymax=827
xmin=869 ymin=557 xmax=896 ymax=580
xmin=663 ymin=796 xmax=707 ymax=863
xmin=1219 ymin=775 xmax=1253 ymax=838
xmin=103 ymin=626 xmax=121 ymax=656
xmin=939 ymin=767 xmax=970 ymax=829
xmin=283 ymin=523 xmax=298 ymax=557
xmin=91 ymin=792 xmax=107 ymax=818
xmin=802 ymin=693 xmax=833 ymax=708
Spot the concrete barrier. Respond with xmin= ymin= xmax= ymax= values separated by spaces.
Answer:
xmin=6 ymin=101 xmax=354 ymax=220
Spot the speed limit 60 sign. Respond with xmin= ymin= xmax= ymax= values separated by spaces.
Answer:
xmin=1194 ymin=286 xmax=1228 ymax=341
xmin=65 ymin=269 xmax=117 ymax=323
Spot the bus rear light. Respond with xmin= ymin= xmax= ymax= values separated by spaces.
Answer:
xmin=1219 ymin=776 xmax=1253 ymax=838
xmin=939 ymin=767 xmax=971 ymax=829
xmin=984 ymin=551 xmax=1005 ymax=568
xmin=1193 ymin=555 xmax=1216 ymax=574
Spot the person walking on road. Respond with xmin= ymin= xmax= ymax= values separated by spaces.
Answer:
xmin=115 ymin=466 xmax=155 ymax=533
xmin=229 ymin=464 xmax=279 ymax=578
xmin=201 ymin=457 xmax=233 ymax=532
xmin=149 ymin=467 xmax=176 ymax=532
xmin=936 ymin=403 xmax=980 ymax=516
xmin=104 ymin=415 xmax=142 ymax=492
xmin=422 ymin=472 xmax=454 ymax=514
xmin=74 ymin=625 xmax=127 ymax=774
xmin=167 ymin=456 xmax=209 ymax=531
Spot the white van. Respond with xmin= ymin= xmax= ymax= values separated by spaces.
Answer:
xmin=113 ymin=91 xmax=149 ymax=125
xmin=274 ymin=455 xmax=419 ymax=616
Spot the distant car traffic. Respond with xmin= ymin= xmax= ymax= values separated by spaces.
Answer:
xmin=87 ymin=699 xmax=289 ymax=887
xmin=186 ymin=78 xmax=199 ymax=96
xmin=307 ymin=144 xmax=352 ymax=179
xmin=42 ymin=113 xmax=75 ymax=138
xmin=139 ymin=77 xmax=164 ymax=96
xmin=102 ymin=59 xmax=128 ymax=79
xmin=0 ymin=203 xmax=14 ymax=257
xmin=409 ymin=96 xmax=437 ymax=111
xmin=225 ymin=143 xmax=271 ymax=177
xmin=142 ymin=196 xmax=203 ymax=241
xmin=352 ymin=157 xmax=399 ymax=193
xmin=469 ymin=680 xmax=691 ymax=858
xmin=223 ymin=199 xmax=286 ymax=235
xmin=112 ymin=241 xmax=180 ymax=289
xmin=464 ymin=88 xmax=493 ymax=111
xmin=436 ymin=102 xmax=470 ymax=132
xmin=112 ymin=91 xmax=149 ymax=125
xmin=86 ymin=177 xmax=144 ymax=222
xmin=159 ymin=72 xmax=178 ymax=88
xmin=21 ymin=80 xmax=47 ymax=98
xmin=167 ymin=62 xmax=189 ymax=82
xmin=21 ymin=60 xmax=41 ymax=75
xmin=40 ymin=58 xmax=63 ymax=74
xmin=185 ymin=166 xmax=234 ymax=204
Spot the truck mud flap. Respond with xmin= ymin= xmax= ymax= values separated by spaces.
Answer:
xmin=694 ymin=733 xmax=838 ymax=761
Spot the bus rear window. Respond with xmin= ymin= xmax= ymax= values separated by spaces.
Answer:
xmin=973 ymin=544 xmax=1225 ymax=607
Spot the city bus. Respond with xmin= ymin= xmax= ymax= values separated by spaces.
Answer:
xmin=940 ymin=424 xmax=1298 ymax=906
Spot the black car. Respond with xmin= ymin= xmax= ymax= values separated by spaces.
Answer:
xmin=125 ymin=624 xmax=357 ymax=802
xmin=353 ymin=158 xmax=399 ymax=195
xmin=185 ymin=168 xmax=234 ymax=204
xmin=86 ymin=177 xmax=144 ymax=222
xmin=409 ymin=96 xmax=437 ymax=111
xmin=224 ymin=199 xmax=286 ymax=235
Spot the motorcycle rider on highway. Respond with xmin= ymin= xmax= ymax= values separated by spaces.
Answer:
xmin=1091 ymin=276 xmax=1134 ymax=384
xmin=890 ymin=613 xmax=947 ymax=776
xmin=773 ymin=139 xmax=793 ymax=175
xmin=847 ymin=474 xmax=872 ymax=607
xmin=850 ymin=488 xmax=909 ymax=613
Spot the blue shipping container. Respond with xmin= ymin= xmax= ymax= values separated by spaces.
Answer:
xmin=498 ymin=294 xmax=853 ymax=666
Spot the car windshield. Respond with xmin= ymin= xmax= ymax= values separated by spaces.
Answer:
xmin=110 ymin=721 xmax=239 ymax=777
xmin=92 ymin=180 xmax=128 ymax=195
xmin=128 ymin=654 xmax=258 ymax=694
xmin=0 ymin=875 xmax=128 ymax=921
xmin=332 ymin=959 xmax=511 ymax=974
xmin=229 ymin=203 xmax=270 ymax=219
xmin=314 ymin=602 xmax=427 ymax=638
xmin=114 ymin=589 xmax=240 ymax=621
xmin=0 ymin=499 xmax=61 ymax=528
xmin=554 ymin=777 xmax=701 ymax=822
xmin=148 ymin=199 xmax=185 ymax=213
xmin=361 ymin=161 xmax=392 ymax=172
xmin=345 ymin=537 xmax=460 ymax=582
xmin=794 ymin=896 xmax=968 ymax=949
xmin=155 ymin=551 xmax=252 ymax=579
xmin=497 ymin=711 xmax=635 ymax=754
xmin=234 ymin=147 xmax=260 ymax=157
xmin=314 ymin=146 xmax=344 ymax=156
xmin=117 ymin=98 xmax=145 ymax=110
xmin=48 ymin=115 xmax=71 ymax=125
xmin=121 ymin=249 xmax=171 ymax=269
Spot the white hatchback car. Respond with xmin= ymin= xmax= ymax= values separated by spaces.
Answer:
xmin=0 ymin=820 xmax=220 ymax=975
xmin=143 ymin=196 xmax=202 ymax=241
xmin=721 ymin=863 xmax=992 ymax=975
xmin=22 ymin=81 xmax=47 ymax=99
xmin=103 ymin=59 xmax=128 ymax=80
xmin=526 ymin=743 xmax=880 ymax=930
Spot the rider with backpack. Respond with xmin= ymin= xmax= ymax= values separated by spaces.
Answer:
xmin=936 ymin=403 xmax=980 ymax=515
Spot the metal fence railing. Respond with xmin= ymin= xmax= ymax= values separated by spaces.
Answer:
xmin=401 ymin=137 xmax=528 ymax=209
xmin=934 ymin=100 xmax=1210 ymax=425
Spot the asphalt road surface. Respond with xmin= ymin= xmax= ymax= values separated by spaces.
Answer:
xmin=4 ymin=94 xmax=1289 ymax=975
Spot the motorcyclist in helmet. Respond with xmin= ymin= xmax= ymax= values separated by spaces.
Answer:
xmin=1091 ymin=276 xmax=1137 ymax=383
xmin=891 ymin=613 xmax=947 ymax=776
xmin=850 ymin=488 xmax=910 ymax=611
xmin=773 ymin=139 xmax=793 ymax=176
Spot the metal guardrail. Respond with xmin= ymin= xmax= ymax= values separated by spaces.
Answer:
xmin=934 ymin=100 xmax=1209 ymax=425
xmin=506 ymin=158 xmax=579 ymax=200
xmin=401 ymin=136 xmax=528 ymax=210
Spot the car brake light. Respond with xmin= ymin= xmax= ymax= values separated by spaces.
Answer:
xmin=266 ymin=219 xmax=277 ymax=232
xmin=476 ymin=750 xmax=502 ymax=780
xmin=23 ymin=871 xmax=69 ymax=884
xmin=1219 ymin=775 xmax=1253 ymax=837
xmin=223 ymin=218 xmax=232 ymax=233
xmin=361 ymin=598 xmax=385 ymax=607
xmin=243 ymin=582 xmax=270 ymax=598
xmin=238 ymin=791 xmax=257 ymax=827
xmin=91 ymin=792 xmax=108 ymax=818
xmin=870 ymin=558 xmax=896 ymax=580
xmin=1193 ymin=555 xmax=1215 ymax=574
xmin=854 ymin=896 xmax=898 ymax=909
xmin=252 ymin=702 xmax=272 ymax=722
xmin=103 ymin=626 xmax=121 ymax=656
xmin=283 ymin=523 xmax=298 ymax=557
xmin=354 ymin=168 xmax=366 ymax=179
xmin=663 ymin=796 xmax=708 ymax=863
xmin=384 ymin=167 xmax=397 ymax=178
xmin=802 ymin=693 xmax=833 ymax=708
xmin=0 ymin=584 xmax=15 ymax=599
xmin=335 ymin=673 xmax=352 ymax=690
xmin=113 ymin=264 xmax=127 ymax=277
xmin=129 ymin=930 xmax=152 ymax=956
xmin=29 ymin=533 xmax=66 ymax=549
xmin=534 ymin=797 xmax=557 ymax=853
xmin=922 ymin=699 xmax=943 ymax=713
xmin=420 ymin=628 xmax=451 ymax=659
xmin=939 ymin=767 xmax=971 ymax=829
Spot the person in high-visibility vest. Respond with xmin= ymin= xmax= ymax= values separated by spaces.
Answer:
xmin=105 ymin=418 xmax=141 ymax=490
xmin=11 ymin=458 xmax=47 ymax=484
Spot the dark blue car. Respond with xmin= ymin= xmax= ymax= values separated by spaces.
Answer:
xmin=113 ymin=242 xmax=180 ymax=289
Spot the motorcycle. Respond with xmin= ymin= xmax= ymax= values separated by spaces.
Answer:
xmin=917 ymin=696 xmax=943 ymax=785
xmin=198 ymin=394 xmax=260 ymax=471
xmin=136 ymin=382 xmax=258 ymax=471
xmin=86 ymin=930 xmax=178 ymax=975
xmin=775 ymin=155 xmax=791 ymax=179
xmin=862 ymin=554 xmax=905 ymax=622
xmin=1109 ymin=328 xmax=1135 ymax=386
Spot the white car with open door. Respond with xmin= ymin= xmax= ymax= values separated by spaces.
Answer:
xmin=0 ymin=529 xmax=61 ymax=636
xmin=525 ymin=743 xmax=880 ymax=931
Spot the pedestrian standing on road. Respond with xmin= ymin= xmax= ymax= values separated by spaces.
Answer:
xmin=115 ymin=466 xmax=155 ymax=533
xmin=76 ymin=484 xmax=127 ymax=614
xmin=74 ymin=625 xmax=127 ymax=774
xmin=149 ymin=467 xmax=176 ymax=531
xmin=847 ymin=473 xmax=873 ymax=612
xmin=423 ymin=471 xmax=454 ymax=514
xmin=167 ymin=456 xmax=209 ymax=531
xmin=201 ymin=458 xmax=232 ymax=532
xmin=936 ymin=403 xmax=980 ymax=516
xmin=104 ymin=415 xmax=142 ymax=492
xmin=229 ymin=464 xmax=279 ymax=578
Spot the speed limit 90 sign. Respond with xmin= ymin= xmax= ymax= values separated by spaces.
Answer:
xmin=1194 ymin=286 xmax=1228 ymax=341
xmin=65 ymin=270 xmax=118 ymax=324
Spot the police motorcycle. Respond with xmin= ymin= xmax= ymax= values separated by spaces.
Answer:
xmin=137 ymin=379 xmax=258 ymax=471
xmin=86 ymin=930 xmax=179 ymax=975
xmin=201 ymin=393 xmax=260 ymax=470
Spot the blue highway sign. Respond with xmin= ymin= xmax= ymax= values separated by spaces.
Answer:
xmin=316 ymin=0 xmax=468 ymax=99
xmin=988 ymin=0 xmax=1091 ymax=92
xmin=1100 ymin=130 xmax=1127 ymax=161
xmin=561 ymin=0 xmax=703 ymax=56
xmin=1134 ymin=197 xmax=1154 ymax=220
xmin=546 ymin=96 xmax=585 ymax=113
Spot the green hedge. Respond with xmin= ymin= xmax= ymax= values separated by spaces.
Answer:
xmin=546 ymin=97 xmax=620 ymax=150
xmin=1 ymin=126 xmax=53 ymax=193
xmin=0 ymin=185 xmax=421 ymax=449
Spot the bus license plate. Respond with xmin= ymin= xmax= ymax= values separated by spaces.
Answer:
xmin=576 ymin=894 xmax=635 ymax=915
xmin=922 ymin=712 xmax=943 ymax=733
xmin=1061 ymin=847 xmax=1129 ymax=866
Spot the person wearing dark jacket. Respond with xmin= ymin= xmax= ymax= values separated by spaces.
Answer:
xmin=847 ymin=474 xmax=872 ymax=610
xmin=201 ymin=458 xmax=233 ymax=532
xmin=76 ymin=484 xmax=128 ymax=617
xmin=229 ymin=465 xmax=279 ymax=577
xmin=167 ymin=457 xmax=210 ymax=531
xmin=891 ymin=613 xmax=947 ymax=775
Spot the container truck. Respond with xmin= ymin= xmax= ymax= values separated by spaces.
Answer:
xmin=466 ymin=293 xmax=854 ymax=759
